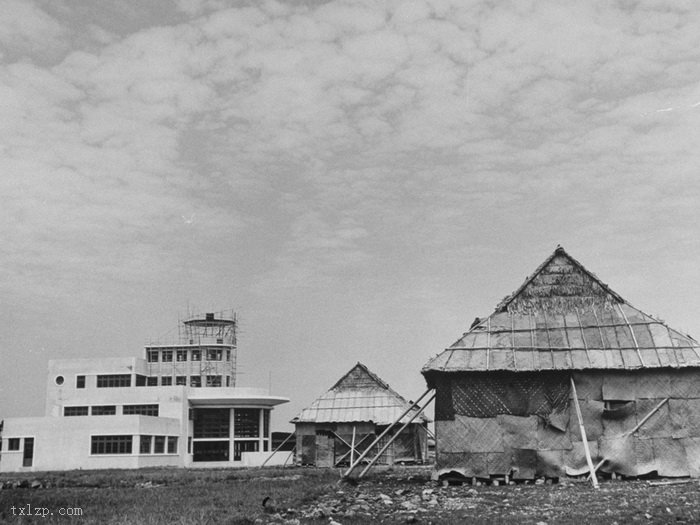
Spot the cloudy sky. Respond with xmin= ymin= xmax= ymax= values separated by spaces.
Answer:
xmin=2 ymin=0 xmax=700 ymax=429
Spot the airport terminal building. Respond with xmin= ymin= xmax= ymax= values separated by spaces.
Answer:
xmin=0 ymin=312 xmax=289 ymax=472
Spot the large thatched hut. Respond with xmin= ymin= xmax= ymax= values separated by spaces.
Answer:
xmin=292 ymin=363 xmax=429 ymax=467
xmin=422 ymin=246 xmax=700 ymax=480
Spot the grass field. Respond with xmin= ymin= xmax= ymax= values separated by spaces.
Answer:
xmin=2 ymin=466 xmax=700 ymax=524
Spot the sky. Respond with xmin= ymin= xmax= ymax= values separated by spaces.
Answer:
xmin=1 ymin=0 xmax=700 ymax=431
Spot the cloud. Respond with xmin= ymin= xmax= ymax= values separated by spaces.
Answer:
xmin=0 ymin=0 xmax=68 ymax=61
xmin=3 ymin=0 xmax=700 ymax=425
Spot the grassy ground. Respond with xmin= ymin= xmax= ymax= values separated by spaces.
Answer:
xmin=0 ymin=467 xmax=337 ymax=524
xmin=1 ymin=467 xmax=699 ymax=524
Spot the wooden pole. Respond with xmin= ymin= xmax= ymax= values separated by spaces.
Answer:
xmin=350 ymin=426 xmax=356 ymax=467
xmin=570 ymin=376 xmax=599 ymax=489
xmin=260 ymin=432 xmax=295 ymax=468
xmin=342 ymin=388 xmax=432 ymax=478
xmin=358 ymin=392 xmax=436 ymax=479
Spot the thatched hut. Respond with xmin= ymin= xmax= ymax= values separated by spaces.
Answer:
xmin=292 ymin=363 xmax=429 ymax=467
xmin=422 ymin=246 xmax=700 ymax=480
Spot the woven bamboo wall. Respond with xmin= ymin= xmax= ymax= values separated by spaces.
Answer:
xmin=434 ymin=369 xmax=700 ymax=479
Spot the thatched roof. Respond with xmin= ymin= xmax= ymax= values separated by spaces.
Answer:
xmin=422 ymin=246 xmax=700 ymax=381
xmin=291 ymin=362 xmax=429 ymax=425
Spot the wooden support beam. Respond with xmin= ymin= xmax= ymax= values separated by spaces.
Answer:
xmin=342 ymin=388 xmax=432 ymax=479
xmin=570 ymin=376 xmax=599 ymax=489
xmin=259 ymin=432 xmax=295 ymax=468
xmin=358 ymin=392 xmax=436 ymax=479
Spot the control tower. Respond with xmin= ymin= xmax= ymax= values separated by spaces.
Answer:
xmin=145 ymin=311 xmax=238 ymax=388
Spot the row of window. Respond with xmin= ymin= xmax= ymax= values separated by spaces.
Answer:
xmin=149 ymin=375 xmax=227 ymax=387
xmin=64 ymin=404 xmax=159 ymax=417
xmin=90 ymin=435 xmax=177 ymax=455
xmin=191 ymin=439 xmax=268 ymax=462
xmin=147 ymin=349 xmax=231 ymax=363
xmin=59 ymin=374 xmax=230 ymax=389
xmin=190 ymin=408 xmax=270 ymax=439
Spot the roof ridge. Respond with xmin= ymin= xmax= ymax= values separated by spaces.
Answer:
xmin=292 ymin=362 xmax=429 ymax=424
xmin=495 ymin=245 xmax=623 ymax=313
xmin=330 ymin=361 xmax=391 ymax=391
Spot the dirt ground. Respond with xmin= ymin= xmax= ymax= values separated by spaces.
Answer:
xmin=293 ymin=470 xmax=700 ymax=524
xmin=1 ymin=466 xmax=700 ymax=524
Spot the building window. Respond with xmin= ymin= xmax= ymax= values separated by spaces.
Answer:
xmin=263 ymin=409 xmax=270 ymax=437
xmin=140 ymin=435 xmax=152 ymax=454
xmin=188 ymin=437 xmax=192 ymax=454
xmin=23 ymin=438 xmax=34 ymax=467
xmin=234 ymin=409 xmax=260 ymax=438
xmin=147 ymin=377 xmax=158 ymax=386
xmin=97 ymin=374 xmax=131 ymax=388
xmin=176 ymin=376 xmax=187 ymax=386
xmin=176 ymin=350 xmax=187 ymax=362
xmin=154 ymin=436 xmax=165 ymax=454
xmin=226 ymin=376 xmax=231 ymax=387
xmin=206 ymin=375 xmax=222 ymax=387
xmin=234 ymin=440 xmax=258 ymax=461
xmin=167 ymin=436 xmax=178 ymax=454
xmin=91 ymin=405 xmax=116 ymax=416
xmin=206 ymin=349 xmax=222 ymax=361
xmin=193 ymin=408 xmax=230 ymax=438
xmin=161 ymin=376 xmax=173 ymax=386
xmin=135 ymin=374 xmax=147 ymax=387
xmin=76 ymin=375 xmax=86 ymax=389
xmin=193 ymin=441 xmax=229 ymax=462
xmin=8 ymin=438 xmax=21 ymax=451
xmin=123 ymin=404 xmax=159 ymax=416
xmin=191 ymin=350 xmax=201 ymax=361
xmin=226 ymin=349 xmax=231 ymax=361
xmin=190 ymin=376 xmax=201 ymax=388
xmin=91 ymin=435 xmax=132 ymax=455
xmin=55 ymin=375 xmax=64 ymax=385
xmin=147 ymin=350 xmax=159 ymax=362
xmin=64 ymin=406 xmax=89 ymax=417
xmin=162 ymin=350 xmax=173 ymax=363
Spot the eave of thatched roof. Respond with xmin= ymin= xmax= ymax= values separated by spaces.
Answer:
xmin=422 ymin=246 xmax=700 ymax=380
xmin=292 ymin=362 xmax=430 ymax=425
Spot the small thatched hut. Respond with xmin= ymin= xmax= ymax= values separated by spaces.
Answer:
xmin=292 ymin=363 xmax=429 ymax=467
xmin=422 ymin=246 xmax=700 ymax=480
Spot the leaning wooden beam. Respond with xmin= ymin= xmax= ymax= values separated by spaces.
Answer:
xmin=570 ymin=376 xmax=599 ymax=489
xmin=282 ymin=447 xmax=295 ymax=467
xmin=342 ymin=388 xmax=432 ymax=479
xmin=625 ymin=397 xmax=669 ymax=437
xmin=358 ymin=392 xmax=436 ymax=479
xmin=350 ymin=426 xmax=356 ymax=467
xmin=588 ymin=397 xmax=670 ymax=478
xmin=259 ymin=432 xmax=296 ymax=468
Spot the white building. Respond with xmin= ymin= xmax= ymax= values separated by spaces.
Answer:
xmin=0 ymin=312 xmax=289 ymax=472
